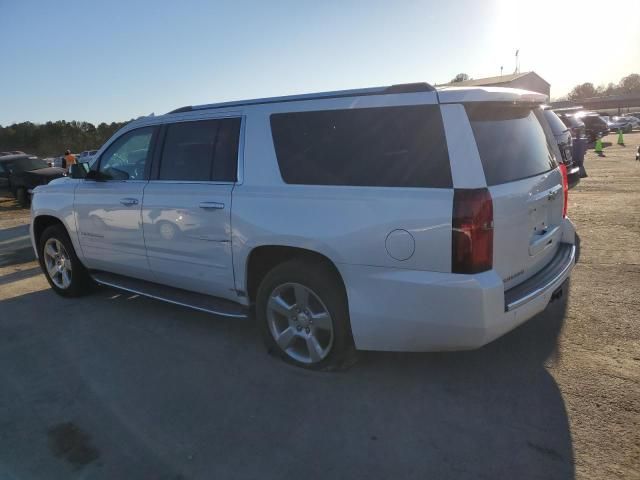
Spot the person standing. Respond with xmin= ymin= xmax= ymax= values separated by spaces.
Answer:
xmin=63 ymin=149 xmax=76 ymax=171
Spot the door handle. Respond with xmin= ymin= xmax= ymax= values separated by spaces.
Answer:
xmin=120 ymin=198 xmax=139 ymax=207
xmin=199 ymin=202 xmax=225 ymax=210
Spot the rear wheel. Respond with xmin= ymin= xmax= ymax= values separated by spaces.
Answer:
xmin=38 ymin=224 xmax=93 ymax=297
xmin=256 ymin=259 xmax=355 ymax=370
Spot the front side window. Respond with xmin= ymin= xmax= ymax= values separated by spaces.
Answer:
xmin=99 ymin=127 xmax=155 ymax=180
xmin=270 ymin=106 xmax=452 ymax=188
xmin=158 ymin=118 xmax=241 ymax=182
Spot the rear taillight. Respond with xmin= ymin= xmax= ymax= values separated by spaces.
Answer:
xmin=452 ymin=188 xmax=493 ymax=274
xmin=559 ymin=164 xmax=569 ymax=217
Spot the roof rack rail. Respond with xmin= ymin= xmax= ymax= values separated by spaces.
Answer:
xmin=165 ymin=82 xmax=436 ymax=114
xmin=385 ymin=82 xmax=435 ymax=93
xmin=168 ymin=105 xmax=193 ymax=114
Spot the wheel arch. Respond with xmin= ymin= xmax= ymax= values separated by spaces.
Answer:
xmin=245 ymin=245 xmax=347 ymax=305
xmin=33 ymin=215 xmax=67 ymax=246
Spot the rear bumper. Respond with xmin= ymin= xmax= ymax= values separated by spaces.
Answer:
xmin=341 ymin=219 xmax=577 ymax=352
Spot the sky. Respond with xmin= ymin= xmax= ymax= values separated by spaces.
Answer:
xmin=1 ymin=0 xmax=639 ymax=125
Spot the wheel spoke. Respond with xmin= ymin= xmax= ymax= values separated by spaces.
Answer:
xmin=45 ymin=244 xmax=57 ymax=258
xmin=293 ymin=285 xmax=309 ymax=309
xmin=46 ymin=261 xmax=58 ymax=277
xmin=62 ymin=269 xmax=72 ymax=288
xmin=311 ymin=311 xmax=331 ymax=331
xmin=305 ymin=335 xmax=324 ymax=363
xmin=275 ymin=327 xmax=296 ymax=350
xmin=268 ymin=295 xmax=293 ymax=317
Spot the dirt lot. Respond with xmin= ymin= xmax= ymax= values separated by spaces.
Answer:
xmin=0 ymin=134 xmax=638 ymax=479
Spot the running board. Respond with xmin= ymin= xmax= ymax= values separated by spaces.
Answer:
xmin=91 ymin=271 xmax=248 ymax=318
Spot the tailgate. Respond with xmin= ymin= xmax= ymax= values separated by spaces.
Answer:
xmin=465 ymin=103 xmax=564 ymax=289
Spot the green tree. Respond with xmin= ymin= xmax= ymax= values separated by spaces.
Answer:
xmin=450 ymin=73 xmax=471 ymax=83
xmin=567 ymin=82 xmax=598 ymax=100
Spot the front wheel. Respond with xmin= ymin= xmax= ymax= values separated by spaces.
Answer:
xmin=38 ymin=224 xmax=93 ymax=297
xmin=256 ymin=259 xmax=355 ymax=370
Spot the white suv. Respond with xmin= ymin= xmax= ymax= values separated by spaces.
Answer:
xmin=30 ymin=83 xmax=577 ymax=370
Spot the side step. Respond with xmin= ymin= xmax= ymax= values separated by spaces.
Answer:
xmin=91 ymin=271 xmax=249 ymax=318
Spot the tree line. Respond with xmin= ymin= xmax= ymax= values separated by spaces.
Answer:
xmin=0 ymin=120 xmax=130 ymax=157
xmin=566 ymin=73 xmax=640 ymax=101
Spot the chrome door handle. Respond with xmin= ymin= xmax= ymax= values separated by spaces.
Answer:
xmin=199 ymin=202 xmax=225 ymax=210
xmin=120 ymin=198 xmax=139 ymax=206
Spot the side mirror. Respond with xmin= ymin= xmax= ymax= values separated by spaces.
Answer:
xmin=70 ymin=162 xmax=91 ymax=179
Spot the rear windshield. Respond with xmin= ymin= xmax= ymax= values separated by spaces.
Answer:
xmin=543 ymin=110 xmax=569 ymax=136
xmin=559 ymin=115 xmax=584 ymax=128
xmin=466 ymin=105 xmax=558 ymax=186
xmin=270 ymin=105 xmax=452 ymax=188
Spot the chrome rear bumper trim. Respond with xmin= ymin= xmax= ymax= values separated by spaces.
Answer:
xmin=505 ymin=243 xmax=576 ymax=312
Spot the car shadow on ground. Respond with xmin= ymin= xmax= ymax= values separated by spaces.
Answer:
xmin=0 ymin=224 xmax=34 ymax=267
xmin=0 ymin=280 xmax=574 ymax=480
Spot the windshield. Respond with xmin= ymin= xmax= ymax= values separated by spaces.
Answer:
xmin=4 ymin=157 xmax=48 ymax=173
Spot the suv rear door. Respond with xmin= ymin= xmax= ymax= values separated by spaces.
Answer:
xmin=465 ymin=104 xmax=565 ymax=289
xmin=141 ymin=116 xmax=241 ymax=300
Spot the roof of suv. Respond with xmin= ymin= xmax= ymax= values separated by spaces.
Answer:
xmin=164 ymin=83 xmax=547 ymax=116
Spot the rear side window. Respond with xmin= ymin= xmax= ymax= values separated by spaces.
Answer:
xmin=466 ymin=105 xmax=558 ymax=186
xmin=159 ymin=118 xmax=241 ymax=182
xmin=543 ymin=110 xmax=569 ymax=136
xmin=270 ymin=106 xmax=452 ymax=188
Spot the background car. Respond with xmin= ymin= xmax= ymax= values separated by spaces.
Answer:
xmin=0 ymin=154 xmax=65 ymax=206
xmin=607 ymin=116 xmax=634 ymax=133
xmin=575 ymin=111 xmax=609 ymax=141
xmin=77 ymin=150 xmax=98 ymax=163
xmin=543 ymin=108 xmax=580 ymax=188
xmin=556 ymin=112 xmax=586 ymax=139
xmin=625 ymin=115 xmax=640 ymax=128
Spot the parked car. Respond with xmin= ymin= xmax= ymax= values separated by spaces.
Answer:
xmin=608 ymin=116 xmax=634 ymax=133
xmin=556 ymin=112 xmax=586 ymax=140
xmin=0 ymin=154 xmax=65 ymax=205
xmin=575 ymin=112 xmax=609 ymax=141
xmin=77 ymin=150 xmax=98 ymax=163
xmin=31 ymin=84 xmax=577 ymax=370
xmin=623 ymin=115 xmax=640 ymax=129
xmin=542 ymin=108 xmax=580 ymax=188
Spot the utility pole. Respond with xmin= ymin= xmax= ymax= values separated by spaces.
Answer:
xmin=514 ymin=49 xmax=520 ymax=74
xmin=500 ymin=66 xmax=503 ymax=77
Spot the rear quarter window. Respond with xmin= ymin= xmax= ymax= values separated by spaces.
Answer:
xmin=270 ymin=105 xmax=452 ymax=188
xmin=466 ymin=105 xmax=558 ymax=186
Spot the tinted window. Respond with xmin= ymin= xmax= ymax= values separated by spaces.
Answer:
xmin=99 ymin=127 xmax=155 ymax=180
xmin=270 ymin=106 xmax=452 ymax=188
xmin=466 ymin=105 xmax=558 ymax=186
xmin=543 ymin=110 xmax=569 ymax=136
xmin=159 ymin=118 xmax=240 ymax=182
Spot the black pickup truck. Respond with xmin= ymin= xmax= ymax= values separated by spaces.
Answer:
xmin=0 ymin=153 xmax=65 ymax=206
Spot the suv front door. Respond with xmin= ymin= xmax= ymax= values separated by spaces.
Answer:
xmin=75 ymin=126 xmax=158 ymax=280
xmin=141 ymin=117 xmax=241 ymax=300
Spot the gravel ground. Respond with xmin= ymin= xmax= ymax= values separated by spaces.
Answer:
xmin=551 ymin=132 xmax=640 ymax=479
xmin=0 ymin=133 xmax=638 ymax=479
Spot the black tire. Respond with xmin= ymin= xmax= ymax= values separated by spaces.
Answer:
xmin=256 ymin=259 xmax=356 ymax=371
xmin=15 ymin=187 xmax=28 ymax=207
xmin=38 ymin=224 xmax=93 ymax=297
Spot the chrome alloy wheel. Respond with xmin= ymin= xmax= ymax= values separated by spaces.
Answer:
xmin=43 ymin=238 xmax=72 ymax=289
xmin=266 ymin=282 xmax=334 ymax=364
